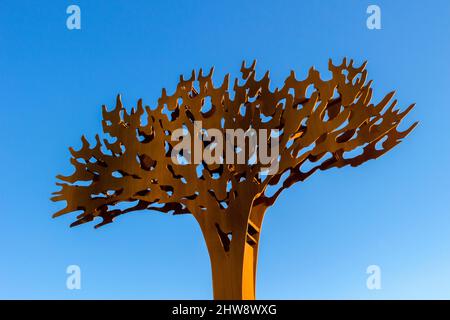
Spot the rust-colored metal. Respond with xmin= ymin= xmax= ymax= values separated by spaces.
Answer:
xmin=52 ymin=59 xmax=416 ymax=299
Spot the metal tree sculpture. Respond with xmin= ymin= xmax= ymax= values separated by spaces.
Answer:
xmin=52 ymin=59 xmax=416 ymax=299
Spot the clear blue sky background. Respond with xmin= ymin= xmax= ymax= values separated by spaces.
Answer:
xmin=0 ymin=0 xmax=449 ymax=299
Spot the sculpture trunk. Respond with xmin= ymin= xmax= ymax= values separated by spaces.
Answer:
xmin=199 ymin=204 xmax=266 ymax=300
xmin=208 ymin=229 xmax=257 ymax=299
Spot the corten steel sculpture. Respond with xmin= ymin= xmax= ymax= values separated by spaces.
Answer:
xmin=52 ymin=59 xmax=416 ymax=299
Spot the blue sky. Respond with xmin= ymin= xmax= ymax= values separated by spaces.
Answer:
xmin=0 ymin=0 xmax=449 ymax=299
